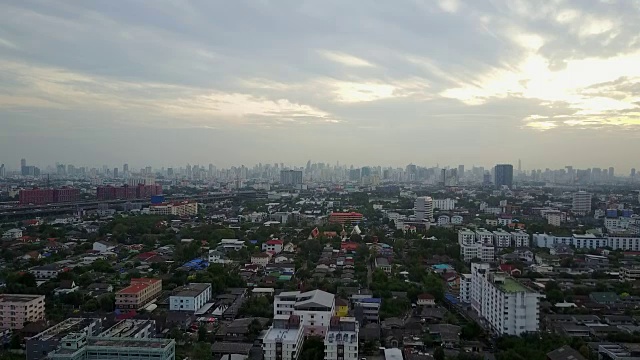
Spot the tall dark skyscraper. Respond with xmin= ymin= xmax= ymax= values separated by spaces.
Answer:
xmin=280 ymin=170 xmax=303 ymax=186
xmin=494 ymin=164 xmax=514 ymax=188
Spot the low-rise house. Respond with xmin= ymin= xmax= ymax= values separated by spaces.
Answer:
xmin=87 ymin=283 xmax=113 ymax=295
xmin=428 ymin=324 xmax=460 ymax=349
xmin=590 ymin=292 xmax=620 ymax=305
xmin=22 ymin=251 xmax=43 ymax=261
xmin=603 ymin=315 xmax=634 ymax=326
xmin=54 ymin=280 xmax=79 ymax=295
xmin=92 ymin=241 xmax=116 ymax=253
xmin=30 ymin=264 xmax=62 ymax=280
xmin=208 ymin=250 xmax=231 ymax=264
xmin=2 ymin=228 xmax=23 ymax=240
xmin=417 ymin=293 xmax=436 ymax=307
xmin=251 ymin=253 xmax=270 ymax=267
xmin=547 ymin=345 xmax=587 ymax=360
xmin=375 ymin=257 xmax=391 ymax=274
xmin=262 ymin=239 xmax=283 ymax=254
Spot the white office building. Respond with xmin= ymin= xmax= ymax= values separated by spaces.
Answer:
xmin=572 ymin=191 xmax=592 ymax=215
xmin=263 ymin=315 xmax=304 ymax=360
xmin=470 ymin=263 xmax=542 ymax=336
xmin=324 ymin=317 xmax=359 ymax=360
xmin=493 ymin=230 xmax=511 ymax=248
xmin=451 ymin=215 xmax=463 ymax=225
xmin=273 ymin=290 xmax=335 ymax=337
xmin=510 ymin=231 xmax=530 ymax=248
xmin=414 ymin=196 xmax=434 ymax=222
xmin=433 ymin=198 xmax=457 ymax=211
xmin=169 ymin=283 xmax=212 ymax=312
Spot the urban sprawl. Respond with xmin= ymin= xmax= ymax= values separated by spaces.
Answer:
xmin=0 ymin=160 xmax=639 ymax=360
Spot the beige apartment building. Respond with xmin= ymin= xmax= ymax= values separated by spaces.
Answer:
xmin=115 ymin=278 xmax=162 ymax=310
xmin=0 ymin=294 xmax=45 ymax=330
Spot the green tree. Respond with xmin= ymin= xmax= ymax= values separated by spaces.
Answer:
xmin=198 ymin=325 xmax=207 ymax=342
xmin=299 ymin=337 xmax=324 ymax=360
xmin=192 ymin=342 xmax=211 ymax=359
xmin=434 ymin=346 xmax=445 ymax=360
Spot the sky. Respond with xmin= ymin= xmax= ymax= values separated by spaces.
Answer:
xmin=1 ymin=0 xmax=640 ymax=171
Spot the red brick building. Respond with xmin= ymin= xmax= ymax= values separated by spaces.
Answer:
xmin=19 ymin=188 xmax=79 ymax=205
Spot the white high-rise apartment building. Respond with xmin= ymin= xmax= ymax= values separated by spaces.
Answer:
xmin=460 ymin=274 xmax=472 ymax=303
xmin=414 ymin=196 xmax=434 ymax=222
xmin=459 ymin=229 xmax=495 ymax=262
xmin=510 ymin=231 xmax=530 ymax=248
xmin=470 ymin=263 xmax=542 ymax=336
xmin=273 ymin=290 xmax=335 ymax=337
xmin=572 ymin=191 xmax=592 ymax=215
xmin=0 ymin=294 xmax=45 ymax=330
xmin=475 ymin=229 xmax=494 ymax=244
xmin=433 ymin=198 xmax=457 ymax=211
xmin=324 ymin=317 xmax=359 ymax=360
xmin=493 ymin=229 xmax=511 ymax=248
xmin=263 ymin=315 xmax=304 ymax=360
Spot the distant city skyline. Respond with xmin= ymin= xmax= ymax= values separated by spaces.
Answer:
xmin=1 ymin=157 xmax=636 ymax=178
xmin=2 ymin=2 xmax=640 ymax=168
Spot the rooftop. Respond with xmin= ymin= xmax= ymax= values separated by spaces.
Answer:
xmin=29 ymin=318 xmax=100 ymax=342
xmin=496 ymin=277 xmax=532 ymax=293
xmin=0 ymin=294 xmax=44 ymax=303
xmin=99 ymin=319 xmax=155 ymax=338
xmin=172 ymin=283 xmax=210 ymax=297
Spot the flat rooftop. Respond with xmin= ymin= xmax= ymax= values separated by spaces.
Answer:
xmin=497 ymin=278 xmax=531 ymax=293
xmin=172 ymin=283 xmax=210 ymax=297
xmin=29 ymin=318 xmax=99 ymax=342
xmin=263 ymin=326 xmax=302 ymax=343
xmin=99 ymin=319 xmax=155 ymax=338
xmin=52 ymin=337 xmax=173 ymax=355
xmin=0 ymin=294 xmax=44 ymax=302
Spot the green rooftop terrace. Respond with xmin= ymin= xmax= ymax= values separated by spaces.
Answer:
xmin=497 ymin=278 xmax=531 ymax=293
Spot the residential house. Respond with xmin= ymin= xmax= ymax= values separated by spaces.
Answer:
xmin=54 ymin=280 xmax=79 ymax=295
xmin=375 ymin=258 xmax=391 ymax=274
xmin=87 ymin=283 xmax=113 ymax=296
xmin=546 ymin=345 xmax=587 ymax=360
xmin=30 ymin=264 xmax=61 ymax=280
xmin=251 ymin=253 xmax=271 ymax=267
xmin=208 ymin=250 xmax=231 ymax=264
xmin=262 ymin=239 xmax=284 ymax=254
xmin=92 ymin=241 xmax=116 ymax=253
xmin=2 ymin=229 xmax=23 ymax=240
xmin=417 ymin=294 xmax=435 ymax=307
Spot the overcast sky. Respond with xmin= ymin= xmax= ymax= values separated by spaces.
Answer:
xmin=1 ymin=0 xmax=640 ymax=171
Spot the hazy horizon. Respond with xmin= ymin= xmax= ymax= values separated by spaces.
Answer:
xmin=2 ymin=1 xmax=640 ymax=169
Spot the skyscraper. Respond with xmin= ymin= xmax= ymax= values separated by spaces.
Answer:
xmin=414 ymin=196 xmax=434 ymax=222
xmin=280 ymin=170 xmax=303 ymax=186
xmin=457 ymin=165 xmax=464 ymax=178
xmin=609 ymin=167 xmax=615 ymax=179
xmin=494 ymin=164 xmax=514 ymax=188
xmin=631 ymin=168 xmax=636 ymax=178
xmin=572 ymin=191 xmax=592 ymax=215
xmin=123 ymin=163 xmax=129 ymax=174
xmin=0 ymin=164 xmax=5 ymax=178
xmin=21 ymin=158 xmax=26 ymax=169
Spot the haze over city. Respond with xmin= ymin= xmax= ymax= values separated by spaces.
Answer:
xmin=2 ymin=0 xmax=640 ymax=168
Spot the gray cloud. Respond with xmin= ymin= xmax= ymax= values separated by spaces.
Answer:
xmin=1 ymin=0 xmax=640 ymax=170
